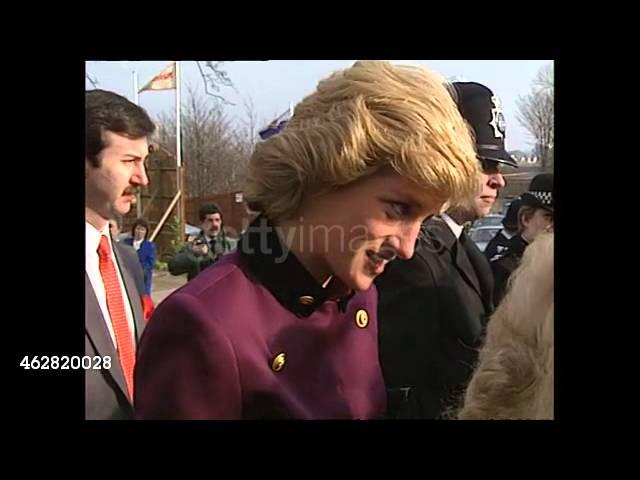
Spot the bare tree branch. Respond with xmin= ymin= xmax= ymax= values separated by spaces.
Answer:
xmin=516 ymin=63 xmax=554 ymax=171
xmin=196 ymin=61 xmax=236 ymax=106
xmin=154 ymin=88 xmax=252 ymax=199
xmin=239 ymin=96 xmax=261 ymax=144
xmin=86 ymin=73 xmax=99 ymax=88
xmin=534 ymin=63 xmax=554 ymax=92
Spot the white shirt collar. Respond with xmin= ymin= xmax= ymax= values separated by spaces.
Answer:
xmin=502 ymin=229 xmax=515 ymax=240
xmin=441 ymin=213 xmax=464 ymax=239
xmin=86 ymin=221 xmax=112 ymax=257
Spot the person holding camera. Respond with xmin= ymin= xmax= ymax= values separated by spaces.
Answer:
xmin=168 ymin=203 xmax=237 ymax=281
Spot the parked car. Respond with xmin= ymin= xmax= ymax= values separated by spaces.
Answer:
xmin=469 ymin=225 xmax=502 ymax=252
xmin=473 ymin=214 xmax=504 ymax=229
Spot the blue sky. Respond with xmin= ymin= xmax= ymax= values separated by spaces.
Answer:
xmin=86 ymin=60 xmax=552 ymax=152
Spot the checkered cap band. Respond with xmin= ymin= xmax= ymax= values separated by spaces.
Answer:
xmin=531 ymin=190 xmax=552 ymax=206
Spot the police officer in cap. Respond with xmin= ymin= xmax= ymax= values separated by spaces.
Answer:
xmin=484 ymin=197 xmax=522 ymax=261
xmin=491 ymin=173 xmax=553 ymax=306
xmin=376 ymin=81 xmax=519 ymax=419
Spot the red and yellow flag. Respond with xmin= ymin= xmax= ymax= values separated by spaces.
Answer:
xmin=138 ymin=62 xmax=176 ymax=93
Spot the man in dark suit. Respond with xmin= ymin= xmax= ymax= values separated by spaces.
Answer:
xmin=376 ymin=82 xmax=518 ymax=419
xmin=85 ymin=89 xmax=155 ymax=419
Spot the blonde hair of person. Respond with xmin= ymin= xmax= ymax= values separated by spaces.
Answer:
xmin=459 ymin=232 xmax=554 ymax=420
xmin=245 ymin=60 xmax=481 ymax=221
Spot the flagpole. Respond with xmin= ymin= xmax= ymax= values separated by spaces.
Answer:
xmin=175 ymin=61 xmax=184 ymax=240
xmin=133 ymin=70 xmax=142 ymax=218
xmin=133 ymin=70 xmax=139 ymax=105
xmin=175 ymin=61 xmax=182 ymax=170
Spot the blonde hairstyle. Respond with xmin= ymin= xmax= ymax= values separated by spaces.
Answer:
xmin=245 ymin=61 xmax=480 ymax=221
xmin=459 ymin=233 xmax=554 ymax=420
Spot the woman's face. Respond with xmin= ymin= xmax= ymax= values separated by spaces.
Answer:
xmin=134 ymin=225 xmax=148 ymax=241
xmin=523 ymin=208 xmax=553 ymax=242
xmin=300 ymin=170 xmax=444 ymax=291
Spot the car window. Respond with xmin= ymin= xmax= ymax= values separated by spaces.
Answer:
xmin=474 ymin=216 xmax=500 ymax=228
xmin=472 ymin=229 xmax=499 ymax=243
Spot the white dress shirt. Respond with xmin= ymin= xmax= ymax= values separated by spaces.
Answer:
xmin=85 ymin=222 xmax=137 ymax=349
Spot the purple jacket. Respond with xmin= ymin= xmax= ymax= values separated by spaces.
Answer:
xmin=134 ymin=217 xmax=386 ymax=419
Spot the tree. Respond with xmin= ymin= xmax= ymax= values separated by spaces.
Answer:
xmin=231 ymin=96 xmax=263 ymax=185
xmin=154 ymin=87 xmax=256 ymax=198
xmin=516 ymin=63 xmax=554 ymax=171
xmin=196 ymin=61 xmax=236 ymax=105
xmin=239 ymin=96 xmax=260 ymax=148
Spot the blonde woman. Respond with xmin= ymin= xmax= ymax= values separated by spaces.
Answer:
xmin=135 ymin=61 xmax=480 ymax=419
xmin=460 ymin=232 xmax=554 ymax=420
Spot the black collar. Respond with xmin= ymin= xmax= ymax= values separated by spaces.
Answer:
xmin=237 ymin=215 xmax=355 ymax=317
xmin=509 ymin=234 xmax=529 ymax=257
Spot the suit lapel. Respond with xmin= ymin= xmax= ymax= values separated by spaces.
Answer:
xmin=452 ymin=237 xmax=483 ymax=301
xmin=426 ymin=217 xmax=486 ymax=305
xmin=113 ymin=243 xmax=146 ymax=342
xmin=460 ymin=233 xmax=494 ymax=312
xmin=85 ymin=274 xmax=131 ymax=402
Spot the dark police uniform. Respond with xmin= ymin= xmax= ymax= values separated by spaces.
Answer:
xmin=135 ymin=215 xmax=386 ymax=419
xmin=491 ymin=233 xmax=528 ymax=306
xmin=484 ymin=198 xmax=522 ymax=262
xmin=491 ymin=173 xmax=553 ymax=306
xmin=376 ymin=81 xmax=518 ymax=418
xmin=377 ymin=217 xmax=495 ymax=418
xmin=484 ymin=230 xmax=514 ymax=262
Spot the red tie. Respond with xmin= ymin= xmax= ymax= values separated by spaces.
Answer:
xmin=97 ymin=235 xmax=135 ymax=400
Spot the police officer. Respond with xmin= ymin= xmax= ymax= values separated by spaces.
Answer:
xmin=376 ymin=81 xmax=519 ymax=419
xmin=484 ymin=197 xmax=522 ymax=261
xmin=491 ymin=173 xmax=553 ymax=306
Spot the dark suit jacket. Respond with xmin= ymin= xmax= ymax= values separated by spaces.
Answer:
xmin=491 ymin=233 xmax=528 ymax=306
xmin=85 ymin=242 xmax=146 ymax=420
xmin=376 ymin=217 xmax=494 ymax=418
xmin=483 ymin=229 xmax=512 ymax=262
